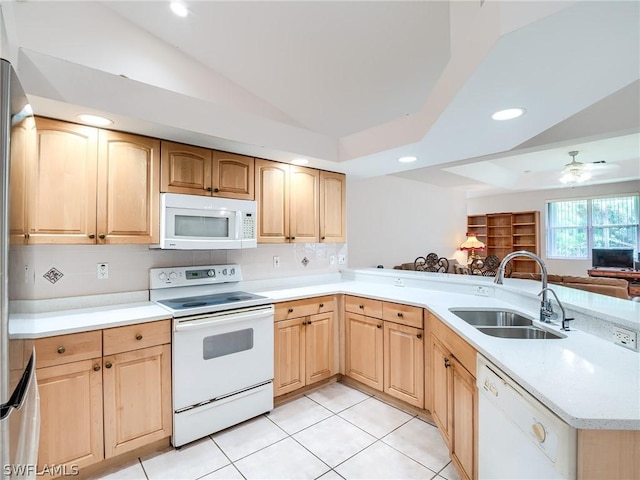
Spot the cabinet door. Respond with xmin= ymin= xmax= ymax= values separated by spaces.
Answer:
xmin=431 ymin=336 xmax=452 ymax=448
xmin=451 ymin=357 xmax=476 ymax=480
xmin=383 ymin=322 xmax=424 ymax=408
xmin=345 ymin=312 xmax=383 ymax=391
xmin=37 ymin=359 xmax=104 ymax=471
xmin=256 ymin=159 xmax=289 ymax=243
xmin=103 ymin=344 xmax=172 ymax=458
xmin=160 ymin=141 xmax=212 ymax=195
xmin=9 ymin=115 xmax=36 ymax=244
xmin=211 ymin=151 xmax=255 ymax=200
xmin=305 ymin=312 xmax=334 ymax=385
xmin=274 ymin=317 xmax=305 ymax=396
xmin=97 ymin=130 xmax=160 ymax=244
xmin=29 ymin=117 xmax=98 ymax=244
xmin=289 ymin=165 xmax=319 ymax=243
xmin=319 ymin=171 xmax=346 ymax=243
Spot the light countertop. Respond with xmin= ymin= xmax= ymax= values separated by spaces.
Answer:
xmin=9 ymin=269 xmax=640 ymax=430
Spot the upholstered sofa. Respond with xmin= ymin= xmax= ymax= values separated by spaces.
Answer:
xmin=510 ymin=272 xmax=630 ymax=300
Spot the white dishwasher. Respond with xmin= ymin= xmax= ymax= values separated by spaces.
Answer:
xmin=477 ymin=355 xmax=577 ymax=480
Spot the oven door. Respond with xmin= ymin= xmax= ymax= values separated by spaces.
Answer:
xmin=172 ymin=305 xmax=274 ymax=411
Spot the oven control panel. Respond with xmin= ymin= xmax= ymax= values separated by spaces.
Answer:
xmin=150 ymin=264 xmax=241 ymax=288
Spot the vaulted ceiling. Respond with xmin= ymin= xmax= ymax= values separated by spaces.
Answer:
xmin=1 ymin=0 xmax=638 ymax=197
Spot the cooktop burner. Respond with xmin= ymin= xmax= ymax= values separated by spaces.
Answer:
xmin=158 ymin=291 xmax=267 ymax=311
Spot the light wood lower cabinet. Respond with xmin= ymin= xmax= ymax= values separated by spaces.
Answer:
xmin=34 ymin=320 xmax=172 ymax=475
xmin=428 ymin=313 xmax=477 ymax=480
xmin=274 ymin=297 xmax=335 ymax=396
xmin=344 ymin=296 xmax=424 ymax=408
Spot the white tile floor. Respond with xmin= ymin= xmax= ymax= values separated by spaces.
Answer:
xmin=92 ymin=382 xmax=460 ymax=480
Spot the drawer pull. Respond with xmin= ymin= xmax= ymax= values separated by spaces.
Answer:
xmin=57 ymin=346 xmax=66 ymax=354
xmin=359 ymin=304 xmax=364 ymax=309
xmin=105 ymin=361 xmax=113 ymax=369
xmin=135 ymin=334 xmax=143 ymax=341
xmin=397 ymin=312 xmax=403 ymax=317
xmin=377 ymin=324 xmax=382 ymax=329
xmin=288 ymin=308 xmax=294 ymax=313
xmin=416 ymin=333 xmax=422 ymax=339
xmin=319 ymin=303 xmax=324 ymax=308
xmin=306 ymin=320 xmax=312 ymax=325
xmin=93 ymin=364 xmax=101 ymax=372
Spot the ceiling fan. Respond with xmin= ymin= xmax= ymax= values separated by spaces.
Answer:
xmin=559 ymin=151 xmax=618 ymax=184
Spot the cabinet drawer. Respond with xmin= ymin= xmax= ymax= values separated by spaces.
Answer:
xmin=345 ymin=296 xmax=383 ymax=318
xmin=429 ymin=313 xmax=477 ymax=377
xmin=275 ymin=296 xmax=334 ymax=321
xmin=103 ymin=319 xmax=171 ymax=356
xmin=382 ymin=302 xmax=423 ymax=328
xmin=34 ymin=331 xmax=102 ymax=368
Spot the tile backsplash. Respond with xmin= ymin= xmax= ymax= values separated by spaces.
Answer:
xmin=9 ymin=243 xmax=347 ymax=300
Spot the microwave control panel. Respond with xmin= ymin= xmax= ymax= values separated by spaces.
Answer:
xmin=243 ymin=213 xmax=255 ymax=240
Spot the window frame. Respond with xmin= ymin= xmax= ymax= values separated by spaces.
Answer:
xmin=545 ymin=193 xmax=639 ymax=260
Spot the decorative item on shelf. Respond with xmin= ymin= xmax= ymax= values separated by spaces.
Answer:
xmin=460 ymin=233 xmax=485 ymax=265
xmin=414 ymin=253 xmax=449 ymax=273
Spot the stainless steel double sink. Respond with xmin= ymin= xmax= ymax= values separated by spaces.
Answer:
xmin=449 ymin=309 xmax=565 ymax=339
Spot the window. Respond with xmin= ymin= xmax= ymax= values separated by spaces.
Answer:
xmin=546 ymin=195 xmax=639 ymax=259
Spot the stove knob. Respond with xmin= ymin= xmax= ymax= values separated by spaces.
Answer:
xmin=222 ymin=268 xmax=228 ymax=275
xmin=207 ymin=269 xmax=215 ymax=277
xmin=158 ymin=272 xmax=167 ymax=281
xmin=230 ymin=268 xmax=236 ymax=275
xmin=169 ymin=271 xmax=178 ymax=280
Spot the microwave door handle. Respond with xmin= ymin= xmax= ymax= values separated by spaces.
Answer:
xmin=235 ymin=211 xmax=242 ymax=240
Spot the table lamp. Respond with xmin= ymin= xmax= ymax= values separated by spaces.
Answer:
xmin=460 ymin=233 xmax=485 ymax=265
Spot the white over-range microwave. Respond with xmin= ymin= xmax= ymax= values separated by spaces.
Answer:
xmin=159 ymin=193 xmax=257 ymax=250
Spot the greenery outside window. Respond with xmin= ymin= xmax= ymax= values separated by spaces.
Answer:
xmin=546 ymin=195 xmax=639 ymax=259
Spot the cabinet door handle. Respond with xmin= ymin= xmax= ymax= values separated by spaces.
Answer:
xmin=397 ymin=312 xmax=403 ymax=318
xmin=206 ymin=187 xmax=212 ymax=192
xmin=444 ymin=358 xmax=451 ymax=368
xmin=98 ymin=234 xmax=105 ymax=240
xmin=321 ymin=236 xmax=326 ymax=240
xmin=416 ymin=333 xmax=422 ymax=339
xmin=57 ymin=346 xmax=66 ymax=354
xmin=307 ymin=320 xmax=312 ymax=325
xmin=377 ymin=324 xmax=382 ymax=329
xmin=291 ymin=236 xmax=296 ymax=240
xmin=88 ymin=234 xmax=96 ymax=239
xmin=135 ymin=334 xmax=143 ymax=341
xmin=288 ymin=308 xmax=294 ymax=313
xmin=319 ymin=303 xmax=324 ymax=308
xmin=105 ymin=361 xmax=113 ymax=369
xmin=214 ymin=188 xmax=219 ymax=193
xmin=359 ymin=304 xmax=364 ymax=309
xmin=93 ymin=364 xmax=101 ymax=372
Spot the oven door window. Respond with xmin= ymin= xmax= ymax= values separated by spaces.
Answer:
xmin=203 ymin=328 xmax=254 ymax=359
xmin=175 ymin=215 xmax=230 ymax=238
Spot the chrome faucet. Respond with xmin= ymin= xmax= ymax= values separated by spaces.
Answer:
xmin=538 ymin=287 xmax=574 ymax=331
xmin=494 ymin=251 xmax=553 ymax=323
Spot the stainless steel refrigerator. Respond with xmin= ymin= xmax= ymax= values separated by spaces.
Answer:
xmin=0 ymin=59 xmax=39 ymax=480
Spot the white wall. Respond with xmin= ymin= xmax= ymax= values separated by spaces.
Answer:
xmin=467 ymin=180 xmax=640 ymax=276
xmin=347 ymin=175 xmax=468 ymax=269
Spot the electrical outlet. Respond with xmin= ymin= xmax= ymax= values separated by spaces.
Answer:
xmin=273 ymin=256 xmax=280 ymax=268
xmin=329 ymin=255 xmax=336 ymax=265
xmin=613 ymin=326 xmax=638 ymax=351
xmin=97 ymin=263 xmax=109 ymax=280
xmin=338 ymin=255 xmax=346 ymax=265
xmin=394 ymin=278 xmax=405 ymax=287
xmin=474 ymin=286 xmax=490 ymax=297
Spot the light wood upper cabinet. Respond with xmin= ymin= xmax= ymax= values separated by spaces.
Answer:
xmin=161 ymin=141 xmax=254 ymax=199
xmin=161 ymin=141 xmax=212 ymax=195
xmin=211 ymin=150 xmax=255 ymax=200
xmin=28 ymin=117 xmax=99 ymax=244
xmin=256 ymin=159 xmax=321 ymax=243
xmin=97 ymin=130 xmax=160 ymax=244
xmin=9 ymin=114 xmax=36 ymax=244
xmin=319 ymin=171 xmax=346 ymax=243
xmin=19 ymin=118 xmax=159 ymax=245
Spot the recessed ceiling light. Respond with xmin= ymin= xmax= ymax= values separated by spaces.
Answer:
xmin=170 ymin=1 xmax=189 ymax=17
xmin=398 ymin=156 xmax=417 ymax=163
xmin=291 ymin=158 xmax=309 ymax=165
xmin=491 ymin=108 xmax=526 ymax=121
xmin=76 ymin=114 xmax=113 ymax=126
